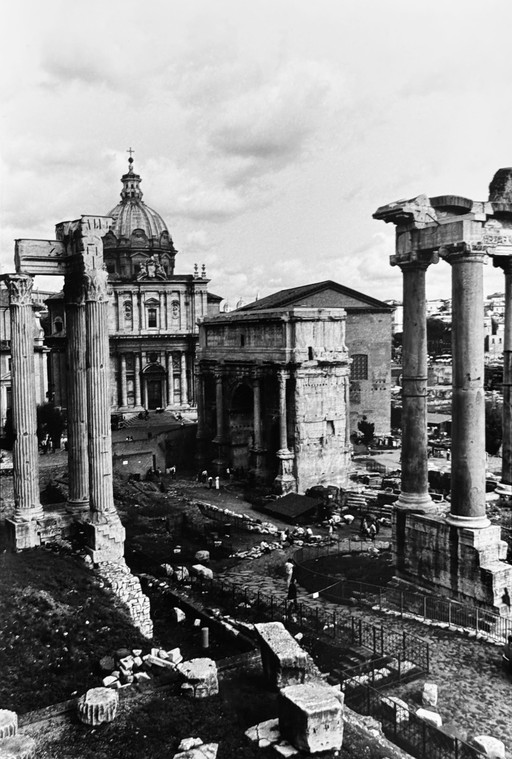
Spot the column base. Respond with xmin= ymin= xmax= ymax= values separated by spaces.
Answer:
xmin=396 ymin=491 xmax=435 ymax=511
xmin=82 ymin=512 xmax=126 ymax=565
xmin=393 ymin=510 xmax=512 ymax=614
xmin=273 ymin=449 xmax=296 ymax=494
xmin=445 ymin=512 xmax=491 ymax=529
xmin=495 ymin=482 xmax=512 ymax=503
xmin=13 ymin=505 xmax=44 ymax=521
xmin=66 ymin=499 xmax=90 ymax=515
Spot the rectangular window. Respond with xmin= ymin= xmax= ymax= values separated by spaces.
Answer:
xmin=148 ymin=308 xmax=157 ymax=328
xmin=351 ymin=354 xmax=368 ymax=381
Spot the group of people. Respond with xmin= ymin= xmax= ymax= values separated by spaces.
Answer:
xmin=360 ymin=514 xmax=380 ymax=541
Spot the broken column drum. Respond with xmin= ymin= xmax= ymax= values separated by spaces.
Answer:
xmin=5 ymin=274 xmax=43 ymax=522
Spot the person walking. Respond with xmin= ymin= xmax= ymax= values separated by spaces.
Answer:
xmin=287 ymin=577 xmax=299 ymax=614
xmin=284 ymin=558 xmax=294 ymax=588
xmin=214 ymin=476 xmax=220 ymax=490
xmin=208 ymin=476 xmax=213 ymax=489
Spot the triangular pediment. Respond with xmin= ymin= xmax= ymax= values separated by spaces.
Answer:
xmin=239 ymin=280 xmax=394 ymax=313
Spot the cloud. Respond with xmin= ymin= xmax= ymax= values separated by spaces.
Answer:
xmin=209 ymin=60 xmax=343 ymax=170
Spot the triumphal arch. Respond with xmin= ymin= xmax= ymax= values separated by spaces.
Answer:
xmin=2 ymin=215 xmax=152 ymax=635
xmin=374 ymin=168 xmax=512 ymax=616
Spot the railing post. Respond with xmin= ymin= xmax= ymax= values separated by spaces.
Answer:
xmin=379 ymin=587 xmax=383 ymax=610
xmin=400 ymin=591 xmax=404 ymax=619
xmin=380 ymin=626 xmax=384 ymax=656
xmin=423 ymin=594 xmax=427 ymax=621
xmin=448 ymin=600 xmax=452 ymax=628
xmin=373 ymin=625 xmax=377 ymax=654
xmin=332 ymin=611 xmax=336 ymax=639
xmin=476 ymin=605 xmax=479 ymax=635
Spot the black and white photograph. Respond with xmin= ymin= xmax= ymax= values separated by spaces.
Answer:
xmin=0 ymin=1 xmax=511 ymax=757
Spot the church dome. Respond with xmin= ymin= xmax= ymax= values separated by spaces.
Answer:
xmin=104 ymin=156 xmax=177 ymax=279
xmin=107 ymin=159 xmax=169 ymax=241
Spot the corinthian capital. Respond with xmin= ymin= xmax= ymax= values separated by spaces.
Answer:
xmin=84 ymin=268 xmax=110 ymax=302
xmin=4 ymin=274 xmax=33 ymax=306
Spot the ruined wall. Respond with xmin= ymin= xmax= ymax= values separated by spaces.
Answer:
xmin=393 ymin=510 xmax=512 ymax=614
xmin=345 ymin=311 xmax=392 ymax=437
xmin=293 ymin=366 xmax=350 ymax=492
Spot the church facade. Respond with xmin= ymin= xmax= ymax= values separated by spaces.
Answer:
xmin=45 ymin=159 xmax=221 ymax=413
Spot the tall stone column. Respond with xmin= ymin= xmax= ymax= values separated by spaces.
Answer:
xmin=274 ymin=368 xmax=296 ymax=493
xmin=134 ymin=353 xmax=142 ymax=408
xmin=64 ymin=274 xmax=89 ymax=513
xmin=166 ymin=352 xmax=174 ymax=407
xmin=5 ymin=274 xmax=43 ymax=525
xmin=212 ymin=366 xmax=228 ymax=473
xmin=180 ymin=351 xmax=188 ymax=405
xmin=119 ymin=354 xmax=127 ymax=408
xmin=194 ymin=368 xmax=207 ymax=469
xmin=444 ymin=246 xmax=489 ymax=528
xmin=494 ymin=257 xmax=512 ymax=498
xmin=84 ymin=267 xmax=116 ymax=516
xmin=250 ymin=369 xmax=268 ymax=481
xmin=253 ymin=373 xmax=263 ymax=450
xmin=396 ymin=260 xmax=433 ymax=510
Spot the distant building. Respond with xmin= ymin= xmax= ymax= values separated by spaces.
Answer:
xmin=196 ymin=302 xmax=351 ymax=493
xmin=236 ymin=281 xmax=394 ymax=437
xmin=0 ymin=286 xmax=50 ymax=429
xmin=45 ymin=160 xmax=222 ymax=412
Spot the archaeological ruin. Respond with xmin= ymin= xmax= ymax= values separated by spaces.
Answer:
xmin=373 ymin=167 xmax=512 ymax=616
xmin=2 ymin=214 xmax=152 ymax=637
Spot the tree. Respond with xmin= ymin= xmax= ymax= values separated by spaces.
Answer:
xmin=358 ymin=416 xmax=375 ymax=445
xmin=427 ymin=318 xmax=452 ymax=356
xmin=485 ymin=400 xmax=502 ymax=456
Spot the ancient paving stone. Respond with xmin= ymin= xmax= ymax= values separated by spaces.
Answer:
xmin=278 ymin=683 xmax=344 ymax=754
xmin=0 ymin=711 xmax=17 ymax=740
xmin=77 ymin=687 xmax=119 ymax=725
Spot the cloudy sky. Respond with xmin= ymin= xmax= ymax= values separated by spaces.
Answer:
xmin=1 ymin=0 xmax=511 ymax=307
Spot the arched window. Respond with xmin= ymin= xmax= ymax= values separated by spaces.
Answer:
xmin=54 ymin=317 xmax=63 ymax=334
xmin=351 ymin=354 xmax=368 ymax=380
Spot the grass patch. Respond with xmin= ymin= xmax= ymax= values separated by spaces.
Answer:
xmin=0 ymin=547 xmax=148 ymax=712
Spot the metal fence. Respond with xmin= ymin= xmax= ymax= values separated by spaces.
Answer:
xmin=189 ymin=573 xmax=429 ymax=674
xmin=344 ymin=682 xmax=486 ymax=759
xmin=294 ymin=543 xmax=512 ymax=645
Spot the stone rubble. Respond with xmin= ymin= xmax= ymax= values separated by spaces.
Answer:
xmin=173 ymin=737 xmax=218 ymax=759
xmin=96 ymin=560 xmax=153 ymax=638
xmin=422 ymin=681 xmax=438 ymax=708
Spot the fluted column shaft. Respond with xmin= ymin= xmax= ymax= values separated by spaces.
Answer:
xmin=180 ymin=351 xmax=188 ymax=404
xmin=397 ymin=262 xmax=432 ymax=509
xmin=120 ymin=354 xmax=127 ymax=407
xmin=85 ymin=270 xmax=115 ymax=515
xmin=5 ymin=275 xmax=43 ymax=520
xmin=134 ymin=353 xmax=142 ymax=407
xmin=278 ymin=369 xmax=289 ymax=452
xmin=167 ymin=352 xmax=174 ymax=406
xmin=445 ymin=248 xmax=488 ymax=527
xmin=64 ymin=277 xmax=89 ymax=511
